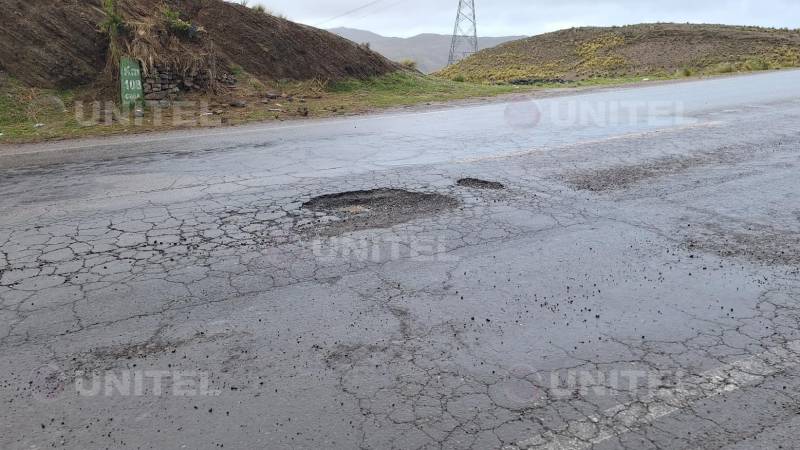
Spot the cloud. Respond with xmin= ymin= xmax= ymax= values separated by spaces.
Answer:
xmin=247 ymin=0 xmax=800 ymax=37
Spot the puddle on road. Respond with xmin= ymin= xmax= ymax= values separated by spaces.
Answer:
xmin=302 ymin=188 xmax=459 ymax=236
xmin=456 ymin=178 xmax=506 ymax=190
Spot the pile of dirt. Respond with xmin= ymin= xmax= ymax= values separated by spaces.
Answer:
xmin=438 ymin=23 xmax=800 ymax=83
xmin=0 ymin=0 xmax=399 ymax=90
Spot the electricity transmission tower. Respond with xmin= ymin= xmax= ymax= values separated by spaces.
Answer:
xmin=448 ymin=0 xmax=478 ymax=66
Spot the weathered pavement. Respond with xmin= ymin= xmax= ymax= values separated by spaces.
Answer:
xmin=1 ymin=71 xmax=799 ymax=449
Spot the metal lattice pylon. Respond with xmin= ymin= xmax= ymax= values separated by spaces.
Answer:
xmin=448 ymin=0 xmax=478 ymax=66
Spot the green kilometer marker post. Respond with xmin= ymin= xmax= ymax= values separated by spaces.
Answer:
xmin=120 ymin=57 xmax=144 ymax=108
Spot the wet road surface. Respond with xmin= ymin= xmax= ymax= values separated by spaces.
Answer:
xmin=1 ymin=70 xmax=800 ymax=449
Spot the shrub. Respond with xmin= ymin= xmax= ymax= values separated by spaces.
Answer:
xmin=99 ymin=0 xmax=124 ymax=37
xmin=162 ymin=6 xmax=195 ymax=36
xmin=714 ymin=62 xmax=734 ymax=74
xmin=229 ymin=64 xmax=245 ymax=77
xmin=745 ymin=58 xmax=770 ymax=71
xmin=452 ymin=75 xmax=466 ymax=83
xmin=400 ymin=59 xmax=418 ymax=70
xmin=99 ymin=0 xmax=125 ymax=73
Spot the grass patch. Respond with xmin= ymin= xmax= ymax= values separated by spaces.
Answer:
xmin=0 ymin=77 xmax=84 ymax=142
xmin=0 ymin=72 xmax=532 ymax=144
xmin=324 ymin=72 xmax=526 ymax=108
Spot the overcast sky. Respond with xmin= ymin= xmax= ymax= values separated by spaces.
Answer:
xmin=248 ymin=0 xmax=800 ymax=37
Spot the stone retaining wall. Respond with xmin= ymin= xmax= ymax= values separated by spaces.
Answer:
xmin=142 ymin=64 xmax=236 ymax=100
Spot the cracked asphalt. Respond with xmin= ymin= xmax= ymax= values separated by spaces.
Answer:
xmin=1 ymin=70 xmax=800 ymax=449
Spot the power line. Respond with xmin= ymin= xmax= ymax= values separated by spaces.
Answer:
xmin=349 ymin=0 xmax=405 ymax=21
xmin=315 ymin=0 xmax=389 ymax=26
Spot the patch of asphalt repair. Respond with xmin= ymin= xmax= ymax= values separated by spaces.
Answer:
xmin=565 ymin=149 xmax=744 ymax=192
xmin=301 ymin=188 xmax=460 ymax=237
xmin=457 ymin=178 xmax=506 ymax=190
xmin=685 ymin=222 xmax=800 ymax=268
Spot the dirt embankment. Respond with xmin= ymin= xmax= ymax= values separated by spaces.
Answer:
xmin=0 ymin=0 xmax=399 ymax=89
xmin=0 ymin=1 xmax=108 ymax=89
xmin=438 ymin=23 xmax=800 ymax=83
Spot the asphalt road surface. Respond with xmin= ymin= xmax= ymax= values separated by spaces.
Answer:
xmin=1 ymin=71 xmax=800 ymax=449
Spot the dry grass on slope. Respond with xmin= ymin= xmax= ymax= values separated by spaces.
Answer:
xmin=439 ymin=23 xmax=800 ymax=83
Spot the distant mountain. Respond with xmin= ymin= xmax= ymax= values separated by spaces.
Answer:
xmin=330 ymin=27 xmax=525 ymax=73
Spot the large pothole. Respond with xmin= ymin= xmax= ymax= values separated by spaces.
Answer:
xmin=457 ymin=178 xmax=505 ymax=190
xmin=302 ymin=188 xmax=459 ymax=236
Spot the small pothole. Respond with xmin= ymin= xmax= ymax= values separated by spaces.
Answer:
xmin=302 ymin=188 xmax=459 ymax=236
xmin=456 ymin=178 xmax=505 ymax=190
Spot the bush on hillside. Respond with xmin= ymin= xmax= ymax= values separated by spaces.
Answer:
xmin=162 ymin=6 xmax=201 ymax=38
xmin=400 ymin=59 xmax=418 ymax=70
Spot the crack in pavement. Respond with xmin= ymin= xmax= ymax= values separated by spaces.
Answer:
xmin=507 ymin=339 xmax=800 ymax=449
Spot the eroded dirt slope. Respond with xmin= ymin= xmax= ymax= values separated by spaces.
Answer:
xmin=0 ymin=0 xmax=398 ymax=89
xmin=0 ymin=0 xmax=108 ymax=88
